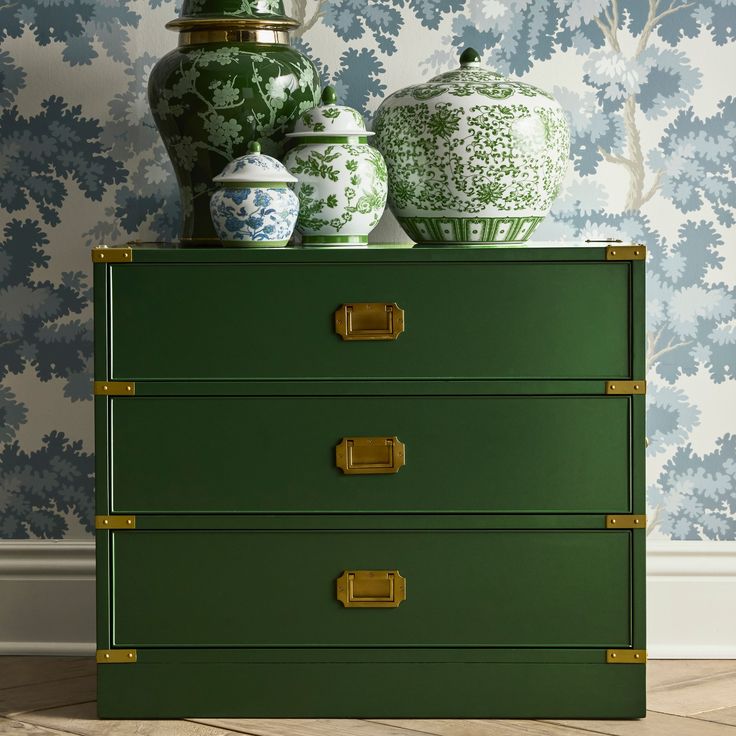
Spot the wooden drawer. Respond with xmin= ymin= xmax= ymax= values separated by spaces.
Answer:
xmin=110 ymin=529 xmax=631 ymax=648
xmin=104 ymin=261 xmax=632 ymax=380
xmin=107 ymin=394 xmax=632 ymax=514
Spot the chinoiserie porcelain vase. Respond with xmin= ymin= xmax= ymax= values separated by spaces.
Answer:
xmin=373 ymin=48 xmax=570 ymax=245
xmin=210 ymin=140 xmax=299 ymax=247
xmin=282 ymin=86 xmax=388 ymax=247
xmin=148 ymin=0 xmax=320 ymax=244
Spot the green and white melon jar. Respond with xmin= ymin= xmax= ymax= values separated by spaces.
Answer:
xmin=373 ymin=48 xmax=570 ymax=245
xmin=283 ymin=87 xmax=388 ymax=247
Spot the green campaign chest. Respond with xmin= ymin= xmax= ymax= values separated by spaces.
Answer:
xmin=94 ymin=243 xmax=646 ymax=719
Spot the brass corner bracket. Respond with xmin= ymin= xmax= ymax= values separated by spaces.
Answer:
xmin=606 ymin=514 xmax=647 ymax=529
xmin=605 ymin=244 xmax=646 ymax=261
xmin=96 ymin=515 xmax=136 ymax=530
xmin=607 ymin=649 xmax=647 ymax=664
xmin=97 ymin=649 xmax=137 ymax=663
xmin=92 ymin=245 xmax=133 ymax=263
xmin=94 ymin=381 xmax=135 ymax=396
xmin=606 ymin=380 xmax=646 ymax=395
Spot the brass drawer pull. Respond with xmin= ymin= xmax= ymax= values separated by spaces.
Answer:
xmin=334 ymin=303 xmax=405 ymax=340
xmin=336 ymin=570 xmax=406 ymax=608
xmin=335 ymin=436 xmax=406 ymax=475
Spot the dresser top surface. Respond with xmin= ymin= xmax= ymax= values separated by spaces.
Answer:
xmin=95 ymin=242 xmax=644 ymax=264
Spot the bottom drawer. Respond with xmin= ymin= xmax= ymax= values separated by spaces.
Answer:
xmin=97 ymin=648 xmax=646 ymax=719
xmin=110 ymin=529 xmax=631 ymax=648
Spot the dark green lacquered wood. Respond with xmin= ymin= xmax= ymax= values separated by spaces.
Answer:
xmin=631 ymin=256 xmax=646 ymax=649
xmin=632 ymin=529 xmax=646 ymax=649
xmin=95 ymin=244 xmax=646 ymax=718
xmin=103 ymin=647 xmax=618 ymax=663
xmin=112 ymin=380 xmax=615 ymax=396
xmin=632 ymin=259 xmax=645 ymax=378
xmin=104 ymin=243 xmax=616 ymax=262
xmin=632 ymin=395 xmax=646 ymax=652
xmin=110 ymin=514 xmax=612 ymax=529
xmin=94 ymin=398 xmax=110 ymax=516
xmin=94 ymin=262 xmax=112 ymax=652
xmin=97 ymin=658 xmax=645 ymax=718
xmin=93 ymin=262 xmax=108 ymax=379
xmin=111 ymin=530 xmax=630 ymax=648
xmin=96 ymin=532 xmax=111 ymax=650
xmin=110 ymin=395 xmax=630 ymax=514
xmin=109 ymin=262 xmax=630 ymax=380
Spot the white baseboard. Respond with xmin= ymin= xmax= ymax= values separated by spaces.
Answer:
xmin=1 ymin=539 xmax=735 ymax=658
xmin=647 ymin=541 xmax=736 ymax=659
xmin=0 ymin=541 xmax=96 ymax=656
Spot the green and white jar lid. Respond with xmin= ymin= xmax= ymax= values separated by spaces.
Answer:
xmin=213 ymin=141 xmax=297 ymax=185
xmin=287 ymin=86 xmax=372 ymax=138
xmin=176 ymin=0 xmax=297 ymax=23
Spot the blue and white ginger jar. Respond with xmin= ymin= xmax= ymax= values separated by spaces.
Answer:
xmin=210 ymin=141 xmax=299 ymax=247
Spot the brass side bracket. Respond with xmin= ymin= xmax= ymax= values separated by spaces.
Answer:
xmin=92 ymin=246 xmax=133 ymax=263
xmin=607 ymin=649 xmax=647 ymax=664
xmin=94 ymin=381 xmax=136 ymax=396
xmin=606 ymin=380 xmax=646 ymax=395
xmin=605 ymin=244 xmax=646 ymax=261
xmin=97 ymin=649 xmax=137 ymax=663
xmin=96 ymin=515 xmax=136 ymax=530
xmin=606 ymin=514 xmax=646 ymax=529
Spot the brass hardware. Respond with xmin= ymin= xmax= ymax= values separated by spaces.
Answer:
xmin=166 ymin=17 xmax=300 ymax=31
xmin=607 ymin=649 xmax=647 ymax=664
xmin=96 ymin=515 xmax=136 ymax=530
xmin=91 ymin=246 xmax=133 ymax=263
xmin=94 ymin=381 xmax=136 ymax=396
xmin=97 ymin=649 xmax=137 ymax=664
xmin=335 ymin=303 xmax=405 ymax=341
xmin=179 ymin=28 xmax=290 ymax=44
xmin=335 ymin=437 xmax=406 ymax=475
xmin=605 ymin=244 xmax=646 ymax=261
xmin=606 ymin=514 xmax=647 ymax=529
xmin=606 ymin=380 xmax=646 ymax=395
xmin=336 ymin=570 xmax=406 ymax=608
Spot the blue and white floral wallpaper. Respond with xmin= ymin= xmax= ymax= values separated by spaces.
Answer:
xmin=0 ymin=0 xmax=734 ymax=539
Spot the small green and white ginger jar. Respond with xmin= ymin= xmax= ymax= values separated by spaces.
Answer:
xmin=210 ymin=141 xmax=299 ymax=247
xmin=283 ymin=86 xmax=388 ymax=247
xmin=373 ymin=48 xmax=570 ymax=245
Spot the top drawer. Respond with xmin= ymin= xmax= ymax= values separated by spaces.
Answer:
xmin=105 ymin=261 xmax=632 ymax=380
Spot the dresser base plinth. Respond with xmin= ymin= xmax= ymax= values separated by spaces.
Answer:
xmin=97 ymin=650 xmax=646 ymax=719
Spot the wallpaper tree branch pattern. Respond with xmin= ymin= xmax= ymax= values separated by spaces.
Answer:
xmin=0 ymin=0 xmax=734 ymax=539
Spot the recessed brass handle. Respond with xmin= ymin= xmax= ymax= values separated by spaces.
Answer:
xmin=336 ymin=570 xmax=406 ymax=608
xmin=334 ymin=303 xmax=405 ymax=340
xmin=335 ymin=436 xmax=406 ymax=475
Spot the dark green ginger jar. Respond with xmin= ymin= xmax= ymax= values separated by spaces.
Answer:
xmin=149 ymin=0 xmax=320 ymax=243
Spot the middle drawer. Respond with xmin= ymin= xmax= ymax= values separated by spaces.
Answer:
xmin=109 ymin=395 xmax=631 ymax=514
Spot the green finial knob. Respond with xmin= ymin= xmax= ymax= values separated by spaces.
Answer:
xmin=459 ymin=48 xmax=481 ymax=66
xmin=248 ymin=140 xmax=261 ymax=154
xmin=321 ymin=86 xmax=337 ymax=106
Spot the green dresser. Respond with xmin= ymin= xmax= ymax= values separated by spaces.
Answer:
xmin=94 ymin=243 xmax=646 ymax=718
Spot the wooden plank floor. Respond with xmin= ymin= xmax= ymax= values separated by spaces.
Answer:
xmin=1 ymin=658 xmax=735 ymax=735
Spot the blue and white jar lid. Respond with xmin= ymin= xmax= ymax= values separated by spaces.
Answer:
xmin=213 ymin=141 xmax=297 ymax=184
xmin=287 ymin=86 xmax=372 ymax=138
